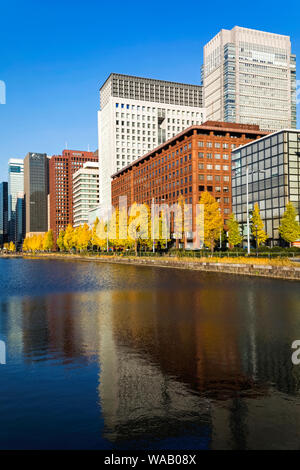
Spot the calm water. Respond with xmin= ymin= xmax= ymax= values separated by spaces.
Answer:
xmin=0 ymin=258 xmax=300 ymax=450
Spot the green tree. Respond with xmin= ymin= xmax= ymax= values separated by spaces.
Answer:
xmin=199 ymin=191 xmax=223 ymax=253
xmin=227 ymin=213 xmax=242 ymax=248
xmin=251 ymin=203 xmax=267 ymax=247
xmin=279 ymin=201 xmax=300 ymax=246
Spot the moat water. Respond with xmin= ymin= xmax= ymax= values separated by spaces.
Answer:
xmin=0 ymin=258 xmax=300 ymax=449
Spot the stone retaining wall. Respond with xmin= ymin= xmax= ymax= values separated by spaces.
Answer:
xmin=1 ymin=254 xmax=300 ymax=281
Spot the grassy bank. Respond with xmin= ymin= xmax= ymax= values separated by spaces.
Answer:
xmin=2 ymin=251 xmax=299 ymax=281
xmin=15 ymin=251 xmax=298 ymax=267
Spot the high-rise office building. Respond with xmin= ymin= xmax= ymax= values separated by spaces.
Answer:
xmin=73 ymin=162 xmax=99 ymax=227
xmin=98 ymin=73 xmax=206 ymax=209
xmin=8 ymin=158 xmax=24 ymax=242
xmin=202 ymin=26 xmax=296 ymax=132
xmin=232 ymin=129 xmax=300 ymax=245
xmin=49 ymin=149 xmax=98 ymax=240
xmin=16 ymin=192 xmax=25 ymax=247
xmin=0 ymin=182 xmax=8 ymax=246
xmin=24 ymin=152 xmax=49 ymax=236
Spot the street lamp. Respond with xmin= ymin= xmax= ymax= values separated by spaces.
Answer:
xmin=255 ymin=224 xmax=258 ymax=256
xmin=161 ymin=197 xmax=168 ymax=251
xmin=245 ymin=166 xmax=266 ymax=255
xmin=152 ymin=197 xmax=155 ymax=253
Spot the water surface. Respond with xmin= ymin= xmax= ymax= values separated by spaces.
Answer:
xmin=0 ymin=258 xmax=300 ymax=450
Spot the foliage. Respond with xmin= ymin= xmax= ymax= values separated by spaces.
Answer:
xmin=278 ymin=201 xmax=300 ymax=246
xmin=199 ymin=191 xmax=223 ymax=253
xmin=42 ymin=230 xmax=54 ymax=252
xmin=251 ymin=203 xmax=267 ymax=247
xmin=227 ymin=213 xmax=242 ymax=248
xmin=63 ymin=225 xmax=75 ymax=252
xmin=4 ymin=241 xmax=16 ymax=252
xmin=56 ymin=230 xmax=65 ymax=252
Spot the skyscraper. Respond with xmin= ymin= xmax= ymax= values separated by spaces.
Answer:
xmin=24 ymin=153 xmax=49 ymax=236
xmin=0 ymin=182 xmax=8 ymax=246
xmin=16 ymin=192 xmax=25 ymax=247
xmin=98 ymin=73 xmax=206 ymax=209
xmin=73 ymin=162 xmax=99 ymax=227
xmin=8 ymin=158 xmax=24 ymax=243
xmin=202 ymin=26 xmax=296 ymax=132
xmin=49 ymin=149 xmax=98 ymax=240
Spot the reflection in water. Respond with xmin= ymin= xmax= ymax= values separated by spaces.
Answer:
xmin=0 ymin=259 xmax=300 ymax=449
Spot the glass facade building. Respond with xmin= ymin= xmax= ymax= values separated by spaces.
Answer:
xmin=0 ymin=182 xmax=8 ymax=246
xmin=24 ymin=153 xmax=49 ymax=235
xmin=232 ymin=130 xmax=300 ymax=244
xmin=16 ymin=193 xmax=25 ymax=247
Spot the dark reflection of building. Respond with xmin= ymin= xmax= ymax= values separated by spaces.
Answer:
xmin=95 ymin=277 xmax=300 ymax=450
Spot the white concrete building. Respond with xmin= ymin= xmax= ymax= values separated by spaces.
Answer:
xmin=203 ymin=26 xmax=296 ymax=132
xmin=73 ymin=162 xmax=99 ymax=227
xmin=8 ymin=158 xmax=24 ymax=242
xmin=98 ymin=73 xmax=206 ymax=209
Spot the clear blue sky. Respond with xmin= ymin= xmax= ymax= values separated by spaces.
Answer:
xmin=0 ymin=0 xmax=299 ymax=181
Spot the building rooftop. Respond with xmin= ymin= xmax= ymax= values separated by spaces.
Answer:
xmin=111 ymin=121 xmax=269 ymax=178
xmin=232 ymin=128 xmax=300 ymax=154
xmin=100 ymin=72 xmax=202 ymax=92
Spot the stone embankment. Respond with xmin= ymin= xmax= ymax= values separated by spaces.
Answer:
xmin=2 ymin=253 xmax=299 ymax=281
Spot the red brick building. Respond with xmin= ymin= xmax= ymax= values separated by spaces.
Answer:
xmin=111 ymin=121 xmax=268 ymax=236
xmin=49 ymin=149 xmax=98 ymax=240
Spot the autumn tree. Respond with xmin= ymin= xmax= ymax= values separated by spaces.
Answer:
xmin=199 ymin=191 xmax=223 ymax=253
xmin=43 ymin=230 xmax=54 ymax=252
xmin=227 ymin=213 xmax=242 ymax=248
xmin=128 ymin=203 xmax=151 ymax=254
xmin=279 ymin=201 xmax=300 ymax=247
xmin=64 ymin=225 xmax=75 ymax=252
xmin=77 ymin=224 xmax=92 ymax=252
xmin=95 ymin=217 xmax=110 ymax=251
xmin=9 ymin=241 xmax=16 ymax=252
xmin=57 ymin=230 xmax=65 ymax=252
xmin=251 ymin=202 xmax=267 ymax=247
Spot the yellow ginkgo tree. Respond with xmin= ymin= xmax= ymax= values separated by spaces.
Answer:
xmin=199 ymin=191 xmax=223 ymax=253
xmin=251 ymin=202 xmax=268 ymax=248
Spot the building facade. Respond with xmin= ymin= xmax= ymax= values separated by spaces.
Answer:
xmin=49 ymin=149 xmax=98 ymax=240
xmin=232 ymin=129 xmax=300 ymax=245
xmin=24 ymin=152 xmax=49 ymax=236
xmin=0 ymin=182 xmax=8 ymax=246
xmin=111 ymin=121 xmax=267 ymax=243
xmin=8 ymin=158 xmax=24 ymax=243
xmin=203 ymin=26 xmax=296 ymax=132
xmin=73 ymin=162 xmax=100 ymax=227
xmin=16 ymin=192 xmax=25 ymax=247
xmin=98 ymin=73 xmax=206 ymax=209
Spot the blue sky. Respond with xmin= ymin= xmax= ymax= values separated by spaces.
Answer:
xmin=0 ymin=0 xmax=299 ymax=180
